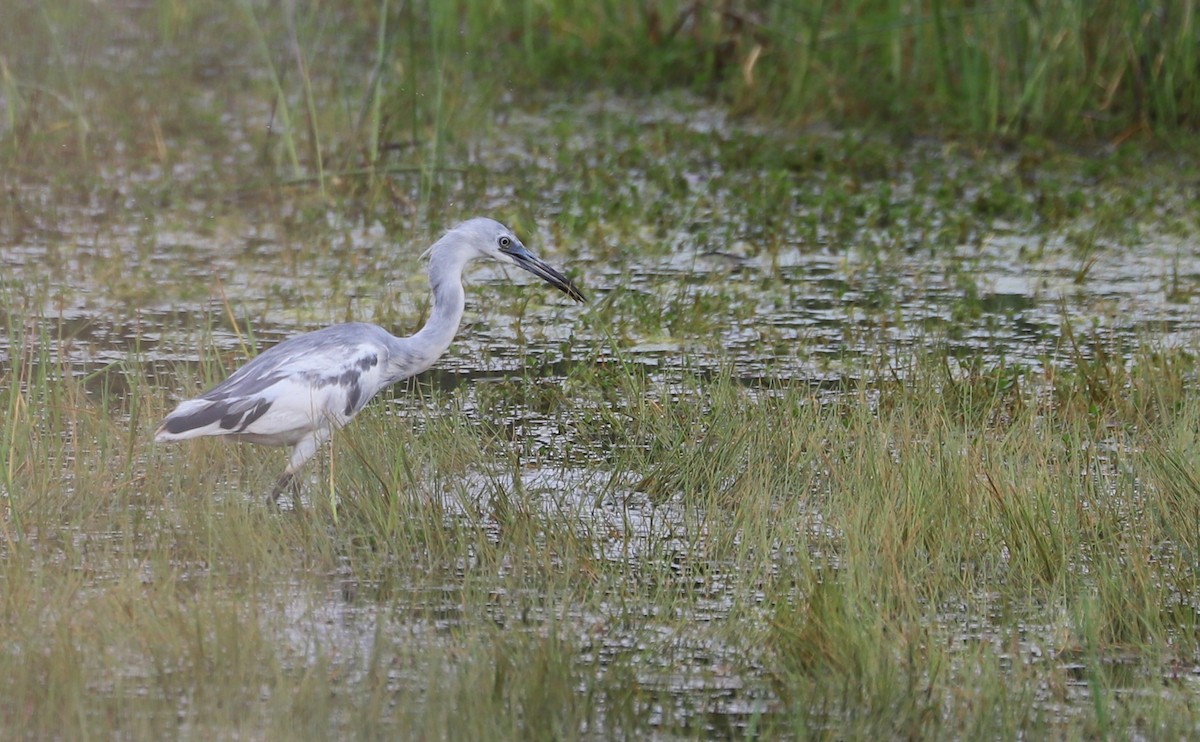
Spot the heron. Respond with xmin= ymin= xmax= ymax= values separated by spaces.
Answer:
xmin=155 ymin=217 xmax=586 ymax=505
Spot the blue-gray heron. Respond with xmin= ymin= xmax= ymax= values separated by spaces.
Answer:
xmin=155 ymin=217 xmax=585 ymax=505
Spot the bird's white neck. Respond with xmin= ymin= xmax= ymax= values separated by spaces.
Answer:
xmin=387 ymin=244 xmax=471 ymax=382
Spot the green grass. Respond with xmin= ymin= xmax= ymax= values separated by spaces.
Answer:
xmin=4 ymin=1 xmax=1200 ymax=205
xmin=5 ymin=324 xmax=1200 ymax=736
xmin=3 ymin=1 xmax=1200 ymax=738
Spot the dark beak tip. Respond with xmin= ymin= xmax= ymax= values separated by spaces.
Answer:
xmin=517 ymin=253 xmax=586 ymax=304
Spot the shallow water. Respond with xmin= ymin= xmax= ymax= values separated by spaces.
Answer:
xmin=6 ymin=103 xmax=1198 ymax=390
xmin=4 ymin=92 xmax=1199 ymax=735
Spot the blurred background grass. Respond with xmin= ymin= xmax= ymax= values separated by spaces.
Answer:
xmin=4 ymin=1 xmax=1196 ymax=182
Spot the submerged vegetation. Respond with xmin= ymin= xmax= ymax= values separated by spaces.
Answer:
xmin=3 ymin=0 xmax=1200 ymax=738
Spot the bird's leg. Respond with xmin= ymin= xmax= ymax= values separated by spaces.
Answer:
xmin=267 ymin=429 xmax=328 ymax=510
xmin=267 ymin=473 xmax=303 ymax=511
xmin=268 ymin=472 xmax=295 ymax=508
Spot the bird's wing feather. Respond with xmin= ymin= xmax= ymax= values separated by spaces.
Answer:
xmin=156 ymin=323 xmax=396 ymax=444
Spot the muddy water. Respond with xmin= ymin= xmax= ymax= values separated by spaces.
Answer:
xmin=6 ymin=103 xmax=1198 ymax=394
xmin=5 ymin=196 xmax=1197 ymax=388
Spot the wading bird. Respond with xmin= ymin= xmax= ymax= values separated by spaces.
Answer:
xmin=156 ymin=217 xmax=585 ymax=505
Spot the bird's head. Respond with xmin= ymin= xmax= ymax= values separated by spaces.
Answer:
xmin=430 ymin=217 xmax=586 ymax=303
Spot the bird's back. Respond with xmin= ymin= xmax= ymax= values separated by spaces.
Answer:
xmin=156 ymin=323 xmax=406 ymax=445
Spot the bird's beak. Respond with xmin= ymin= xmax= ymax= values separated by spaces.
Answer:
xmin=505 ymin=245 xmax=587 ymax=303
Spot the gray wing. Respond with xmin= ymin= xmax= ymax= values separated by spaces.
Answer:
xmin=157 ymin=323 xmax=396 ymax=441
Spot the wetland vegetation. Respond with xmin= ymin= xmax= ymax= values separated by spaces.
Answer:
xmin=3 ymin=1 xmax=1200 ymax=738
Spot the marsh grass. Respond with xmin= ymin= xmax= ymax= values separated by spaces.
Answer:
xmin=1 ymin=206 xmax=1200 ymax=738
xmin=5 ymin=1 xmax=1199 ymax=218
xmin=3 ymin=1 xmax=1200 ymax=737
xmin=419 ymin=1 xmax=1200 ymax=141
xmin=7 ymin=317 xmax=1200 ymax=736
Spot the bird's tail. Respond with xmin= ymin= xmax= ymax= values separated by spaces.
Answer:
xmin=155 ymin=398 xmax=264 ymax=441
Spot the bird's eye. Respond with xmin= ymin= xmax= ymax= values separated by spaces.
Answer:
xmin=498 ymin=236 xmax=512 ymax=249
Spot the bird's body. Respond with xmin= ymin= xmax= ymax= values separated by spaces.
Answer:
xmin=156 ymin=218 xmax=584 ymax=504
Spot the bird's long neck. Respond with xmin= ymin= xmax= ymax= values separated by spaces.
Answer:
xmin=386 ymin=245 xmax=470 ymax=382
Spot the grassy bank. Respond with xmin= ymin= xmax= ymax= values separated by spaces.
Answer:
xmin=464 ymin=0 xmax=1200 ymax=141
xmin=3 ymin=1 xmax=1199 ymax=197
